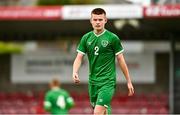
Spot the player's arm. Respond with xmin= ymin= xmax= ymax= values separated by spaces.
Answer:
xmin=43 ymin=94 xmax=52 ymax=112
xmin=66 ymin=93 xmax=75 ymax=109
xmin=66 ymin=97 xmax=75 ymax=109
xmin=72 ymin=52 xmax=84 ymax=83
xmin=116 ymin=53 xmax=134 ymax=96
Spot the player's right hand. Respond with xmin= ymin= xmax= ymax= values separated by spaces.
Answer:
xmin=72 ymin=73 xmax=80 ymax=83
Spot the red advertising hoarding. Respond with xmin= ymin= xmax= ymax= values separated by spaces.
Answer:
xmin=0 ymin=5 xmax=143 ymax=20
xmin=0 ymin=6 xmax=62 ymax=20
xmin=0 ymin=4 xmax=179 ymax=20
xmin=144 ymin=4 xmax=180 ymax=18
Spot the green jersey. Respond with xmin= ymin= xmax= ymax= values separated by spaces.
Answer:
xmin=77 ymin=29 xmax=124 ymax=86
xmin=44 ymin=87 xmax=74 ymax=114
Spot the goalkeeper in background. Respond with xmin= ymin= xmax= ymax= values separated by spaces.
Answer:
xmin=44 ymin=78 xmax=74 ymax=114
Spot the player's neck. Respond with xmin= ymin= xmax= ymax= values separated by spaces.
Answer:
xmin=94 ymin=29 xmax=105 ymax=35
xmin=52 ymin=87 xmax=60 ymax=90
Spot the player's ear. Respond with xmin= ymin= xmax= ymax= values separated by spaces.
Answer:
xmin=90 ymin=17 xmax=92 ymax=24
xmin=105 ymin=17 xmax=107 ymax=23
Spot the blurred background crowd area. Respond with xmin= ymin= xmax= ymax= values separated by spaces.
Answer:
xmin=0 ymin=0 xmax=180 ymax=114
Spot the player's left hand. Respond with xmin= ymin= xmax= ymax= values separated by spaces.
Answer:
xmin=127 ymin=82 xmax=134 ymax=96
xmin=72 ymin=72 xmax=80 ymax=84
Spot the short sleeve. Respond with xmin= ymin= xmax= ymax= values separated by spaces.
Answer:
xmin=112 ymin=35 xmax=124 ymax=55
xmin=43 ymin=92 xmax=52 ymax=110
xmin=64 ymin=91 xmax=74 ymax=109
xmin=77 ymin=35 xmax=87 ymax=55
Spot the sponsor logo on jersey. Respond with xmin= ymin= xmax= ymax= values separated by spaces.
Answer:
xmin=88 ymin=42 xmax=92 ymax=45
xmin=101 ymin=40 xmax=108 ymax=47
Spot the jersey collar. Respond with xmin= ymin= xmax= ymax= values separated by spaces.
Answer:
xmin=52 ymin=87 xmax=60 ymax=91
xmin=93 ymin=29 xmax=106 ymax=37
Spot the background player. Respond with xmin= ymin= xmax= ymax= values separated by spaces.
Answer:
xmin=44 ymin=78 xmax=74 ymax=114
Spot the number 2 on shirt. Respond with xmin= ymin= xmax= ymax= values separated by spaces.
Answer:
xmin=94 ymin=46 xmax=99 ymax=55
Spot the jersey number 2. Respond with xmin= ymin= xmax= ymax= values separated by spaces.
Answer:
xmin=94 ymin=46 xmax=99 ymax=55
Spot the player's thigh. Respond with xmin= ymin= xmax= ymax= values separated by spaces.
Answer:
xmin=96 ymin=86 xmax=115 ymax=107
xmin=94 ymin=105 xmax=106 ymax=115
xmin=88 ymin=84 xmax=98 ymax=107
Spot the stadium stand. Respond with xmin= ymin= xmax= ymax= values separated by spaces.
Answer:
xmin=0 ymin=91 xmax=168 ymax=114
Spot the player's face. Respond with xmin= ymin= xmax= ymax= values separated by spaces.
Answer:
xmin=90 ymin=13 xmax=107 ymax=32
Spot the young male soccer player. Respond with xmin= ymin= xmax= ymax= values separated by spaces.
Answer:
xmin=44 ymin=78 xmax=74 ymax=114
xmin=72 ymin=8 xmax=134 ymax=115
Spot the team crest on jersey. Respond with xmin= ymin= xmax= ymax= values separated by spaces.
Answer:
xmin=101 ymin=40 xmax=109 ymax=47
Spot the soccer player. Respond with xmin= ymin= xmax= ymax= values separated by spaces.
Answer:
xmin=72 ymin=8 xmax=134 ymax=115
xmin=44 ymin=78 xmax=74 ymax=114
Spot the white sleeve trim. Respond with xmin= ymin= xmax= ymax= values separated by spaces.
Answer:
xmin=44 ymin=101 xmax=52 ymax=107
xmin=115 ymin=49 xmax=124 ymax=55
xmin=67 ymin=97 xmax=74 ymax=103
xmin=77 ymin=50 xmax=85 ymax=55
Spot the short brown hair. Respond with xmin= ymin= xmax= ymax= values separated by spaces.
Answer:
xmin=49 ymin=78 xmax=60 ymax=87
xmin=91 ymin=8 xmax=106 ymax=15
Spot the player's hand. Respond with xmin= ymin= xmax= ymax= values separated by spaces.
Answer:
xmin=127 ymin=82 xmax=134 ymax=96
xmin=72 ymin=73 xmax=80 ymax=84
